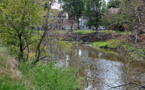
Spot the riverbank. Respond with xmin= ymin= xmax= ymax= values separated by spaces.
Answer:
xmin=49 ymin=30 xmax=145 ymax=61
xmin=0 ymin=41 xmax=84 ymax=90
xmin=0 ymin=44 xmax=27 ymax=89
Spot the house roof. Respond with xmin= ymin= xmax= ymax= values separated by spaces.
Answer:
xmin=61 ymin=12 xmax=67 ymax=17
xmin=109 ymin=8 xmax=119 ymax=14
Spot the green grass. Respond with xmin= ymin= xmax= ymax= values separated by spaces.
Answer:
xmin=0 ymin=40 xmax=83 ymax=90
xmin=73 ymin=30 xmax=130 ymax=35
xmin=98 ymin=30 xmax=131 ymax=35
xmin=117 ymin=31 xmax=131 ymax=35
xmin=98 ymin=30 xmax=116 ymax=34
xmin=92 ymin=39 xmax=145 ymax=59
xmin=92 ymin=40 xmax=123 ymax=48
xmin=19 ymin=62 xmax=84 ymax=90
xmin=33 ymin=29 xmax=130 ymax=35
xmin=0 ymin=45 xmax=29 ymax=90
xmin=73 ymin=30 xmax=96 ymax=34
xmin=50 ymin=30 xmax=67 ymax=34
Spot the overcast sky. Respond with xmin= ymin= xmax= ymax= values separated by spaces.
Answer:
xmin=52 ymin=0 xmax=109 ymax=9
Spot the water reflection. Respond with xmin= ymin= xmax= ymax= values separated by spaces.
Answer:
xmin=97 ymin=59 xmax=123 ymax=90
xmin=67 ymin=47 xmax=123 ymax=90
xmin=65 ymin=55 xmax=69 ymax=68
xmin=79 ymin=49 xmax=82 ymax=56
xmin=50 ymin=45 xmax=145 ymax=90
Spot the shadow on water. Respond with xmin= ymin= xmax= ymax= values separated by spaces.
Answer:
xmin=50 ymin=45 xmax=145 ymax=90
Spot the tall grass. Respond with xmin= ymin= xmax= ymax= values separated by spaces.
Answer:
xmin=19 ymin=62 xmax=84 ymax=90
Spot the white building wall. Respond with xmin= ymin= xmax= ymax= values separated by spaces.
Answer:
xmin=79 ymin=16 xmax=91 ymax=30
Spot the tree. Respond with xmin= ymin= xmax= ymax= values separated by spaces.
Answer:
xmin=107 ymin=0 xmax=120 ymax=9
xmin=83 ymin=0 xmax=106 ymax=30
xmin=58 ymin=0 xmax=84 ymax=29
xmin=119 ymin=0 xmax=145 ymax=47
xmin=0 ymin=0 xmax=42 ymax=61
xmin=34 ymin=0 xmax=58 ymax=64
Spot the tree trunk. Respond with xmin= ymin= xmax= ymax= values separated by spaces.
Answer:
xmin=95 ymin=26 xmax=98 ymax=31
xmin=33 ymin=0 xmax=53 ymax=64
xmin=33 ymin=31 xmax=46 ymax=64
xmin=77 ymin=19 xmax=80 ymax=30
xmin=70 ymin=26 xmax=73 ymax=32
xmin=18 ymin=34 xmax=23 ymax=61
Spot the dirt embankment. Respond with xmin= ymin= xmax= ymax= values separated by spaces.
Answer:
xmin=10 ymin=58 xmax=22 ymax=79
xmin=49 ymin=32 xmax=145 ymax=45
xmin=0 ymin=53 xmax=22 ymax=79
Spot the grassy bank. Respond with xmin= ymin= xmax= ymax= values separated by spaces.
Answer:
xmin=73 ymin=30 xmax=130 ymax=35
xmin=92 ymin=40 xmax=145 ymax=60
xmin=0 ymin=45 xmax=28 ymax=90
xmin=0 ymin=41 xmax=84 ymax=90
xmin=92 ymin=40 xmax=123 ymax=48
xmin=73 ymin=30 xmax=96 ymax=34
xmin=49 ymin=30 xmax=130 ymax=35
xmin=97 ymin=30 xmax=130 ymax=35
xmin=19 ymin=62 xmax=83 ymax=90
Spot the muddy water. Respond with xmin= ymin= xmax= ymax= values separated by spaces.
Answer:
xmin=55 ymin=45 xmax=145 ymax=90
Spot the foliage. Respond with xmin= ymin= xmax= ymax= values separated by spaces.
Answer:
xmin=83 ymin=0 xmax=106 ymax=29
xmin=100 ymin=7 xmax=125 ymax=31
xmin=92 ymin=40 xmax=123 ymax=48
xmin=98 ymin=30 xmax=130 ymax=35
xmin=0 ymin=40 xmax=83 ymax=89
xmin=0 ymin=43 xmax=83 ymax=90
xmin=19 ymin=62 xmax=84 ymax=90
xmin=107 ymin=0 xmax=121 ymax=8
xmin=0 ymin=0 xmax=43 ymax=61
xmin=73 ymin=30 xmax=130 ymax=35
xmin=73 ymin=30 xmax=96 ymax=34
xmin=51 ymin=30 xmax=67 ymax=34
xmin=98 ymin=30 xmax=116 ymax=34
xmin=59 ymin=0 xmax=84 ymax=28
xmin=121 ymin=44 xmax=145 ymax=59
xmin=0 ymin=45 xmax=29 ymax=90
xmin=119 ymin=0 xmax=145 ymax=32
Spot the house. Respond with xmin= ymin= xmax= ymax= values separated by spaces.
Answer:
xmin=55 ymin=12 xmax=76 ymax=30
xmin=62 ymin=19 xmax=76 ymax=31
xmin=48 ymin=12 xmax=77 ymax=31
xmin=79 ymin=16 xmax=93 ymax=30
xmin=109 ymin=8 xmax=119 ymax=14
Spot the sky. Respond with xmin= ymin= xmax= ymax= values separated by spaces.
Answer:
xmin=52 ymin=0 xmax=109 ymax=9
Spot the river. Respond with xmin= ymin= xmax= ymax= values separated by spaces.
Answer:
xmin=51 ymin=45 xmax=145 ymax=90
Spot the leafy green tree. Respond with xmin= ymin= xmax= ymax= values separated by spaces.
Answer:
xmin=107 ymin=0 xmax=120 ymax=9
xmin=83 ymin=0 xmax=106 ymax=30
xmin=0 ymin=0 xmax=42 ymax=61
xmin=59 ymin=0 xmax=84 ymax=29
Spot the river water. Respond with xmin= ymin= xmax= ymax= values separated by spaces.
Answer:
xmin=52 ymin=45 xmax=145 ymax=90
